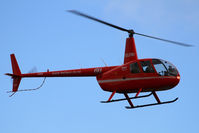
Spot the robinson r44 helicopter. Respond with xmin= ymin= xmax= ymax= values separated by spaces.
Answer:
xmin=6 ymin=10 xmax=193 ymax=109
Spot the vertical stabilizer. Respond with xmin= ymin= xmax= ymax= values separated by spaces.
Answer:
xmin=12 ymin=77 xmax=22 ymax=92
xmin=11 ymin=54 xmax=21 ymax=75
xmin=7 ymin=54 xmax=22 ymax=92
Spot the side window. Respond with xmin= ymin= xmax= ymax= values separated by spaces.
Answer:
xmin=140 ymin=61 xmax=155 ymax=73
xmin=130 ymin=62 xmax=140 ymax=73
xmin=152 ymin=59 xmax=167 ymax=76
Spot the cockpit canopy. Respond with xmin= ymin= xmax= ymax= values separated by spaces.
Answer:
xmin=130 ymin=59 xmax=179 ymax=76
xmin=152 ymin=59 xmax=178 ymax=76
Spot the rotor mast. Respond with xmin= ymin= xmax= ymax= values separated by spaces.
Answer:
xmin=123 ymin=29 xmax=138 ymax=63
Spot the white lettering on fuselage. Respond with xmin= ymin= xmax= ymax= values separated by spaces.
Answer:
xmin=122 ymin=66 xmax=127 ymax=71
xmin=94 ymin=68 xmax=102 ymax=74
xmin=37 ymin=73 xmax=44 ymax=76
xmin=52 ymin=71 xmax=81 ymax=75
xmin=125 ymin=52 xmax=135 ymax=58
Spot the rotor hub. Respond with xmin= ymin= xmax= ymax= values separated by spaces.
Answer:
xmin=128 ymin=29 xmax=135 ymax=37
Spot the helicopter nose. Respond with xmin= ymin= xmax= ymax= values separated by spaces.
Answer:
xmin=167 ymin=75 xmax=180 ymax=89
xmin=177 ymin=75 xmax=180 ymax=83
xmin=177 ymin=75 xmax=180 ymax=80
xmin=173 ymin=75 xmax=180 ymax=87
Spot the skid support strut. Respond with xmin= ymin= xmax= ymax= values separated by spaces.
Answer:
xmin=135 ymin=88 xmax=142 ymax=97
xmin=101 ymin=92 xmax=152 ymax=103
xmin=107 ymin=91 xmax=116 ymax=102
xmin=152 ymin=91 xmax=161 ymax=104
xmin=124 ymin=93 xmax=134 ymax=108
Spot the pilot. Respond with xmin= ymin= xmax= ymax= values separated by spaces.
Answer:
xmin=168 ymin=66 xmax=174 ymax=72
xmin=145 ymin=65 xmax=154 ymax=73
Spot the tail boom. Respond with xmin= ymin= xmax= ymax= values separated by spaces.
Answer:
xmin=6 ymin=54 xmax=116 ymax=93
xmin=20 ymin=66 xmax=116 ymax=78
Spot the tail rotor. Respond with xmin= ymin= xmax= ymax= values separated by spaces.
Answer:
xmin=5 ymin=54 xmax=47 ymax=97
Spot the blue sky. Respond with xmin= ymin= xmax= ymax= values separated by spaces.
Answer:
xmin=0 ymin=0 xmax=199 ymax=133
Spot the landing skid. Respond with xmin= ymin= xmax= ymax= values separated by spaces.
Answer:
xmin=101 ymin=92 xmax=152 ymax=103
xmin=125 ymin=97 xmax=178 ymax=109
xmin=101 ymin=90 xmax=178 ymax=109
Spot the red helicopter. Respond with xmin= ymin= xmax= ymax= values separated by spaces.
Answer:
xmin=6 ymin=10 xmax=193 ymax=109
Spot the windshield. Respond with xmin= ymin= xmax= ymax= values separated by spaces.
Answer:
xmin=152 ymin=59 xmax=178 ymax=76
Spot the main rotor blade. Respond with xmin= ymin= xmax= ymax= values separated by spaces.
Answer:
xmin=135 ymin=32 xmax=193 ymax=47
xmin=68 ymin=10 xmax=193 ymax=47
xmin=67 ymin=10 xmax=130 ymax=33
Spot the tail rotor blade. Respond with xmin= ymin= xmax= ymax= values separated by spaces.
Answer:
xmin=28 ymin=67 xmax=38 ymax=73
